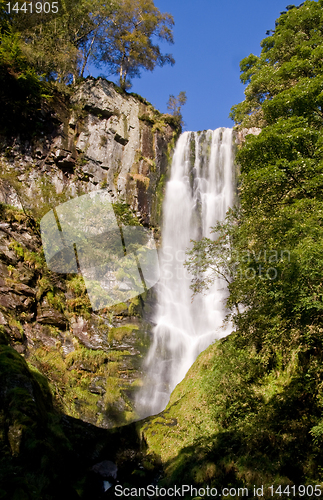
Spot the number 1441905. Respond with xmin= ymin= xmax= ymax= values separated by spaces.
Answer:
xmin=268 ymin=485 xmax=322 ymax=496
xmin=6 ymin=2 xmax=58 ymax=14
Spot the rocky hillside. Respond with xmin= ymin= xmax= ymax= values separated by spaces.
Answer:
xmin=0 ymin=78 xmax=180 ymax=430
xmin=0 ymin=77 xmax=178 ymax=227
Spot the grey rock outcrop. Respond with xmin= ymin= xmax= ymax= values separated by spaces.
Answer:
xmin=0 ymin=77 xmax=179 ymax=227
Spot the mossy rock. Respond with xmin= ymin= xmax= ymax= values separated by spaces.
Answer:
xmin=109 ymin=302 xmax=128 ymax=315
xmin=128 ymin=296 xmax=143 ymax=316
xmin=108 ymin=324 xmax=138 ymax=342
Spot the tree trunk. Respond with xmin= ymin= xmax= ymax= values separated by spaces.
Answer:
xmin=119 ymin=64 xmax=124 ymax=89
xmin=119 ymin=51 xmax=128 ymax=90
xmin=80 ymin=32 xmax=97 ymax=78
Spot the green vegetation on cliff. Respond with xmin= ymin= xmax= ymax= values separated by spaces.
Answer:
xmin=0 ymin=202 xmax=154 ymax=431
xmin=0 ymin=202 xmax=160 ymax=498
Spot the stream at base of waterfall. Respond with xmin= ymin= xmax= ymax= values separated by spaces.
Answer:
xmin=136 ymin=128 xmax=234 ymax=418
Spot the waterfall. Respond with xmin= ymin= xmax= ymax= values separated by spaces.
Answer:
xmin=136 ymin=128 xmax=234 ymax=418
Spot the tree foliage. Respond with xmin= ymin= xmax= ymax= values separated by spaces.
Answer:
xmin=0 ymin=0 xmax=174 ymax=86
xmin=99 ymin=0 xmax=174 ymax=90
xmin=229 ymin=0 xmax=323 ymax=128
xmin=2 ymin=0 xmax=117 ymax=83
xmin=0 ymin=27 xmax=50 ymax=135
xmin=167 ymin=91 xmax=187 ymax=126
xmin=228 ymin=0 xmax=323 ymax=350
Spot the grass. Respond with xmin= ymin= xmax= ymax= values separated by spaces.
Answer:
xmin=65 ymin=346 xmax=108 ymax=372
xmin=0 ymin=203 xmax=28 ymax=224
xmin=9 ymin=240 xmax=46 ymax=271
xmin=140 ymin=343 xmax=217 ymax=470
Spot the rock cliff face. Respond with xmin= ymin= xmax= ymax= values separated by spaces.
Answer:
xmin=0 ymin=78 xmax=179 ymax=429
xmin=0 ymin=77 xmax=178 ymax=227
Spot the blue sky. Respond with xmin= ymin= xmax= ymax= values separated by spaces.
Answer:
xmin=91 ymin=0 xmax=299 ymax=131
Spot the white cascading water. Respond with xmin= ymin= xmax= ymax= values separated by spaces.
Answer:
xmin=136 ymin=128 xmax=234 ymax=418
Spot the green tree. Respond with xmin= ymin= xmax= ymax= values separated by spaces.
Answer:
xmin=0 ymin=0 xmax=10 ymax=33
xmin=1 ymin=0 xmax=174 ymax=86
xmin=167 ymin=91 xmax=187 ymax=126
xmin=230 ymin=0 xmax=323 ymax=128
xmin=229 ymin=0 xmax=323 ymax=341
xmin=1 ymin=0 xmax=118 ymax=83
xmin=98 ymin=0 xmax=174 ymax=90
xmin=18 ymin=0 xmax=117 ymax=83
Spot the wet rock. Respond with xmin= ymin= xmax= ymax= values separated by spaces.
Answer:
xmin=0 ymin=291 xmax=25 ymax=310
xmin=25 ymin=324 xmax=58 ymax=348
xmin=71 ymin=316 xmax=104 ymax=349
xmin=12 ymin=283 xmax=36 ymax=296
xmin=91 ymin=460 xmax=118 ymax=480
xmin=89 ymin=377 xmax=106 ymax=395
xmin=21 ymin=311 xmax=35 ymax=323
xmin=0 ymin=180 xmax=23 ymax=210
xmin=1 ymin=77 xmax=178 ymax=226
xmin=61 ymin=338 xmax=75 ymax=355
xmin=55 ymin=148 xmax=76 ymax=172
xmin=0 ymin=246 xmax=18 ymax=265
xmin=16 ymin=263 xmax=36 ymax=285
xmin=84 ymin=104 xmax=114 ymax=120
xmin=13 ymin=343 xmax=26 ymax=355
xmin=9 ymin=323 xmax=24 ymax=341
xmin=37 ymin=305 xmax=67 ymax=328
xmin=114 ymin=132 xmax=128 ymax=146
xmin=0 ymin=78 xmax=177 ymax=429
xmin=0 ymin=311 xmax=7 ymax=325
